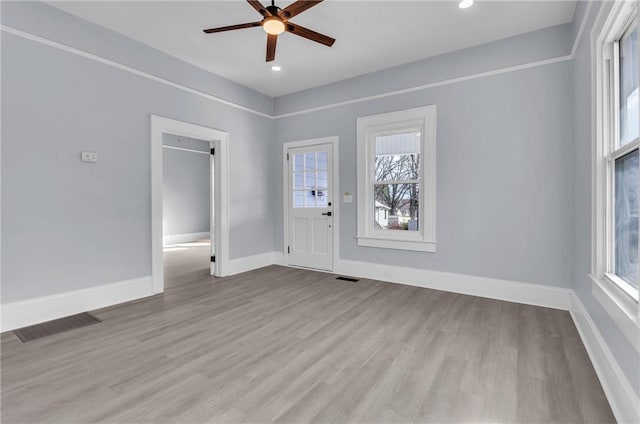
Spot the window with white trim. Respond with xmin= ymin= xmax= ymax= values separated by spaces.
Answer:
xmin=595 ymin=4 xmax=639 ymax=305
xmin=356 ymin=106 xmax=436 ymax=252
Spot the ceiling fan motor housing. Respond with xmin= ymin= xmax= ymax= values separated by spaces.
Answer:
xmin=266 ymin=5 xmax=281 ymax=16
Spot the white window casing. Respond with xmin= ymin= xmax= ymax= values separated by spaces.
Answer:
xmin=356 ymin=106 xmax=437 ymax=252
xmin=591 ymin=1 xmax=639 ymax=351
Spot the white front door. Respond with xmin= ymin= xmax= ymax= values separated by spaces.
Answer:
xmin=288 ymin=143 xmax=333 ymax=271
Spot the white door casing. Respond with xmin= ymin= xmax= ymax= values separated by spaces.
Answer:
xmin=284 ymin=138 xmax=339 ymax=271
xmin=209 ymin=142 xmax=215 ymax=276
xmin=151 ymin=115 xmax=230 ymax=294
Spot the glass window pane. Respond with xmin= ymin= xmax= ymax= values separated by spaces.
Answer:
xmin=375 ymin=154 xmax=420 ymax=182
xmin=305 ymin=173 xmax=316 ymax=188
xmin=293 ymin=191 xmax=304 ymax=208
xmin=317 ymin=189 xmax=328 ymax=207
xmin=619 ymin=23 xmax=638 ymax=147
xmin=373 ymin=183 xmax=419 ymax=231
xmin=317 ymin=171 xmax=328 ymax=190
xmin=293 ymin=172 xmax=304 ymax=190
xmin=305 ymin=189 xmax=316 ymax=207
xmin=615 ymin=149 xmax=639 ymax=288
xmin=294 ymin=154 xmax=304 ymax=172
xmin=317 ymin=151 xmax=328 ymax=170
xmin=305 ymin=152 xmax=316 ymax=170
xmin=375 ymin=132 xmax=420 ymax=182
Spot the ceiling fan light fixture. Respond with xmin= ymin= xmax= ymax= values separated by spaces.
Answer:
xmin=263 ymin=17 xmax=286 ymax=35
xmin=458 ymin=0 xmax=474 ymax=9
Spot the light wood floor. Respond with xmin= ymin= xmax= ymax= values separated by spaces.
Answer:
xmin=1 ymin=244 xmax=614 ymax=423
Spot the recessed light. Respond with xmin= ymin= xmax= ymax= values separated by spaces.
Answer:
xmin=271 ymin=65 xmax=282 ymax=71
xmin=459 ymin=0 xmax=474 ymax=9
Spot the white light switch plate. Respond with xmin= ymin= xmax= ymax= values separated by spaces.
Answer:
xmin=81 ymin=151 xmax=98 ymax=163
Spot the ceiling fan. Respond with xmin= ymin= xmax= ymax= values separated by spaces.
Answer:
xmin=203 ymin=0 xmax=336 ymax=62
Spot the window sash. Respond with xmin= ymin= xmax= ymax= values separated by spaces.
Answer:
xmin=368 ymin=127 xmax=425 ymax=238
xmin=616 ymin=13 xmax=638 ymax=148
xmin=602 ymin=13 xmax=640 ymax=301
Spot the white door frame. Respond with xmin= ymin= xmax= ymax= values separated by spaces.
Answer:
xmin=283 ymin=136 xmax=340 ymax=271
xmin=151 ymin=115 xmax=230 ymax=294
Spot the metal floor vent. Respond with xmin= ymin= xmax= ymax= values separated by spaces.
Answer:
xmin=336 ymin=276 xmax=359 ymax=282
xmin=13 ymin=313 xmax=102 ymax=343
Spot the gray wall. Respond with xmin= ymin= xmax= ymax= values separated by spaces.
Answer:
xmin=571 ymin=1 xmax=639 ymax=398
xmin=275 ymin=23 xmax=573 ymax=116
xmin=162 ymin=134 xmax=210 ymax=237
xmin=1 ymin=1 xmax=277 ymax=303
xmin=274 ymin=24 xmax=575 ymax=289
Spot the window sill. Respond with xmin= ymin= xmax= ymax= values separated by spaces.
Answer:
xmin=590 ymin=274 xmax=640 ymax=352
xmin=356 ymin=236 xmax=436 ymax=252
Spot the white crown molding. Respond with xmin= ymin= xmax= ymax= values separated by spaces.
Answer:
xmin=0 ymin=276 xmax=154 ymax=332
xmin=0 ymin=25 xmax=273 ymax=119
xmin=273 ymin=1 xmax=592 ymax=119
xmin=1 ymin=1 xmax=591 ymax=121
xmin=274 ymin=54 xmax=573 ymax=119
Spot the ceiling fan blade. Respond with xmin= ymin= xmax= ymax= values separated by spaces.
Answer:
xmin=286 ymin=22 xmax=335 ymax=47
xmin=266 ymin=34 xmax=277 ymax=62
xmin=247 ymin=0 xmax=271 ymax=17
xmin=203 ymin=22 xmax=261 ymax=34
xmin=279 ymin=0 xmax=323 ymax=19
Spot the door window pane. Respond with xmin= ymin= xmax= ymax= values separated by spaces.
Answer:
xmin=293 ymin=173 xmax=304 ymax=190
xmin=305 ymin=152 xmax=316 ymax=170
xmin=373 ymin=183 xmax=419 ymax=231
xmin=317 ymin=151 xmax=328 ymax=170
xmin=294 ymin=154 xmax=304 ymax=172
xmin=619 ymin=23 xmax=638 ymax=147
xmin=305 ymin=190 xmax=316 ymax=207
xmin=316 ymin=189 xmax=328 ymax=207
xmin=615 ymin=149 xmax=639 ymax=288
xmin=305 ymin=173 xmax=316 ymax=188
xmin=317 ymin=170 xmax=328 ymax=191
xmin=293 ymin=191 xmax=305 ymax=208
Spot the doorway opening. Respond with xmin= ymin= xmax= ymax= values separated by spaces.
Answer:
xmin=162 ymin=134 xmax=215 ymax=286
xmin=151 ymin=116 xmax=229 ymax=294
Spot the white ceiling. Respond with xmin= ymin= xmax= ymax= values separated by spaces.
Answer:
xmin=47 ymin=1 xmax=577 ymax=97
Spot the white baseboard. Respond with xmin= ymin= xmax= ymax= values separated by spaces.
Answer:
xmin=223 ymin=251 xmax=282 ymax=276
xmin=569 ymin=293 xmax=640 ymax=424
xmin=163 ymin=232 xmax=210 ymax=245
xmin=334 ymin=259 xmax=572 ymax=310
xmin=1 ymin=276 xmax=154 ymax=332
xmin=271 ymin=251 xmax=287 ymax=266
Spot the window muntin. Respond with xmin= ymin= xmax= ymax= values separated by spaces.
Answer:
xmin=292 ymin=151 xmax=329 ymax=208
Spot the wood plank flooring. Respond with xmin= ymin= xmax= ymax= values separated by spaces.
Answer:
xmin=1 ymin=244 xmax=615 ymax=423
